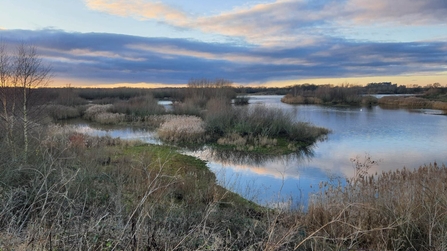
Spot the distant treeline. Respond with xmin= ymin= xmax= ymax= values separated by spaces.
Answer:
xmin=281 ymin=82 xmax=447 ymax=106
xmin=27 ymin=80 xmax=445 ymax=107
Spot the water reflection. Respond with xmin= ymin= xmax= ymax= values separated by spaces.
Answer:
xmin=206 ymin=146 xmax=315 ymax=166
xmin=65 ymin=122 xmax=162 ymax=145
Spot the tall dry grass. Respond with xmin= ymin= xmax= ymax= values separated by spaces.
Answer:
xmin=306 ymin=157 xmax=447 ymax=250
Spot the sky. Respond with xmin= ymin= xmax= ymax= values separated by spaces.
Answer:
xmin=0 ymin=0 xmax=446 ymax=87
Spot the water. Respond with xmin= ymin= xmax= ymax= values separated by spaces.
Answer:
xmin=66 ymin=95 xmax=447 ymax=208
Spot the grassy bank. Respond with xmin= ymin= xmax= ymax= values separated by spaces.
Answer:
xmin=0 ymin=127 xmax=274 ymax=250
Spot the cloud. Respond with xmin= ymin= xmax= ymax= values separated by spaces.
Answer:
xmin=84 ymin=0 xmax=189 ymax=26
xmin=0 ymin=29 xmax=445 ymax=86
xmin=344 ymin=0 xmax=447 ymax=25
xmin=83 ymin=0 xmax=447 ymax=46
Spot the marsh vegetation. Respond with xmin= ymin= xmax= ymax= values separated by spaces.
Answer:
xmin=1 ymin=43 xmax=447 ymax=250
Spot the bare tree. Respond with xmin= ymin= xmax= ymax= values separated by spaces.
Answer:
xmin=0 ymin=42 xmax=51 ymax=161
xmin=0 ymin=42 xmax=16 ymax=146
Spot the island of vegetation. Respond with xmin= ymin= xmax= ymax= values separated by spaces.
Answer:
xmin=281 ymin=82 xmax=447 ymax=111
xmin=1 ymin=43 xmax=447 ymax=250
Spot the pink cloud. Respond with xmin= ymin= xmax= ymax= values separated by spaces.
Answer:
xmin=84 ymin=0 xmax=447 ymax=46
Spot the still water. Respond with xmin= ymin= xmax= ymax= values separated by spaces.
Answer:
xmin=69 ymin=95 xmax=447 ymax=207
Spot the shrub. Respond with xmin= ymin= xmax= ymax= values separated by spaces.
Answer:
xmin=111 ymin=95 xmax=165 ymax=117
xmin=45 ymin=104 xmax=81 ymax=120
xmin=204 ymin=97 xmax=235 ymax=136
xmin=233 ymin=95 xmax=250 ymax=105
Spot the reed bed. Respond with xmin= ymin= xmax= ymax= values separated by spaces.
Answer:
xmin=281 ymin=94 xmax=323 ymax=105
xmin=378 ymin=96 xmax=447 ymax=110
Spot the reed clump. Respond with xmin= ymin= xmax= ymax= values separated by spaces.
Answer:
xmin=306 ymin=157 xmax=447 ymax=250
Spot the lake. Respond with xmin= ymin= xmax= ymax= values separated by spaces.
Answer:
xmin=67 ymin=95 xmax=447 ymax=208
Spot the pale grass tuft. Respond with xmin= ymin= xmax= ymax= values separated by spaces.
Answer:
xmin=83 ymin=104 xmax=126 ymax=124
xmin=84 ymin=104 xmax=113 ymax=120
xmin=157 ymin=115 xmax=205 ymax=143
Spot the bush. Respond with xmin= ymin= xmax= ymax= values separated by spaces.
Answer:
xmin=45 ymin=104 xmax=81 ymax=120
xmin=111 ymin=95 xmax=165 ymax=117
